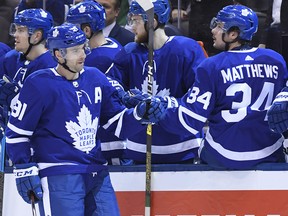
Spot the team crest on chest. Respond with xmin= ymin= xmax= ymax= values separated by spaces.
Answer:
xmin=65 ymin=105 xmax=98 ymax=153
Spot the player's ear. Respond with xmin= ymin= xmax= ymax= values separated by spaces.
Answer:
xmin=54 ymin=50 xmax=64 ymax=63
xmin=31 ymin=30 xmax=43 ymax=44
xmin=228 ymin=28 xmax=240 ymax=40
xmin=153 ymin=18 xmax=158 ymax=29
xmin=82 ymin=25 xmax=91 ymax=38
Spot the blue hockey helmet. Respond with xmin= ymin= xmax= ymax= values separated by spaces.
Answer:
xmin=12 ymin=8 xmax=54 ymax=39
xmin=128 ymin=0 xmax=171 ymax=25
xmin=66 ymin=1 xmax=106 ymax=32
xmin=47 ymin=23 xmax=87 ymax=54
xmin=211 ymin=5 xmax=258 ymax=41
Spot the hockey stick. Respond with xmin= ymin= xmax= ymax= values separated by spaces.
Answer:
xmin=42 ymin=0 xmax=46 ymax=11
xmin=30 ymin=192 xmax=38 ymax=216
xmin=177 ymin=0 xmax=181 ymax=29
xmin=135 ymin=1 xmax=154 ymax=216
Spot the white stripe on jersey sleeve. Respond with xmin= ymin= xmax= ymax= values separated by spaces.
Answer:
xmin=102 ymin=108 xmax=127 ymax=137
xmin=178 ymin=105 xmax=207 ymax=135
xmin=7 ymin=122 xmax=33 ymax=136
xmin=206 ymin=128 xmax=284 ymax=161
xmin=6 ymin=137 xmax=30 ymax=144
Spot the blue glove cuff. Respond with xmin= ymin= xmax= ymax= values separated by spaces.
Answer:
xmin=273 ymin=91 xmax=288 ymax=103
xmin=133 ymin=104 xmax=144 ymax=120
xmin=163 ymin=96 xmax=179 ymax=108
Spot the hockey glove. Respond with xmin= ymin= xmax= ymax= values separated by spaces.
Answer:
xmin=267 ymin=87 xmax=288 ymax=134
xmin=0 ymin=79 xmax=20 ymax=107
xmin=118 ymin=89 xmax=150 ymax=108
xmin=134 ymin=97 xmax=167 ymax=124
xmin=13 ymin=163 xmax=43 ymax=204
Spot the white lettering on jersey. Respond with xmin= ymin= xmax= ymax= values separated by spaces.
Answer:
xmin=221 ymin=82 xmax=274 ymax=122
xmin=186 ymin=87 xmax=212 ymax=110
xmin=65 ymin=105 xmax=98 ymax=153
xmin=94 ymin=87 xmax=102 ymax=103
xmin=11 ymin=100 xmax=27 ymax=121
xmin=221 ymin=64 xmax=279 ymax=83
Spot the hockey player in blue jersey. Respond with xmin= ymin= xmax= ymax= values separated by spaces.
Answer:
xmin=67 ymin=0 xmax=129 ymax=165
xmin=0 ymin=8 xmax=55 ymax=154
xmin=0 ymin=9 xmax=56 ymax=112
xmin=66 ymin=0 xmax=122 ymax=73
xmin=156 ymin=5 xmax=288 ymax=169
xmin=5 ymin=23 xmax=166 ymax=216
xmin=106 ymin=0 xmax=207 ymax=164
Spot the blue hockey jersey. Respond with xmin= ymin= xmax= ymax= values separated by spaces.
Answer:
xmin=0 ymin=50 xmax=56 ymax=127
xmin=106 ymin=36 xmax=206 ymax=163
xmin=83 ymin=37 xmax=125 ymax=163
xmin=85 ymin=37 xmax=122 ymax=73
xmin=0 ymin=43 xmax=10 ymax=55
xmin=5 ymin=66 xmax=145 ymax=177
xmin=160 ymin=47 xmax=288 ymax=169
xmin=0 ymin=42 xmax=11 ymax=67
xmin=0 ymin=50 xmax=56 ymax=87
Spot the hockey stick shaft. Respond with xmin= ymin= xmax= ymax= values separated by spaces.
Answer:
xmin=177 ymin=0 xmax=181 ymax=29
xmin=135 ymin=1 xmax=154 ymax=215
xmin=30 ymin=193 xmax=38 ymax=216
xmin=42 ymin=0 xmax=46 ymax=11
xmin=136 ymin=0 xmax=154 ymax=216
xmin=145 ymin=9 xmax=154 ymax=216
xmin=145 ymin=124 xmax=152 ymax=216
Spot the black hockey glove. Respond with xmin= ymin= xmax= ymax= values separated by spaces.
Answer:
xmin=0 ymin=79 xmax=20 ymax=107
xmin=13 ymin=163 xmax=43 ymax=204
xmin=134 ymin=97 xmax=167 ymax=124
xmin=267 ymin=87 xmax=288 ymax=134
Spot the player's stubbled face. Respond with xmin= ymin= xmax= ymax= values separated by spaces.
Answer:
xmin=131 ymin=15 xmax=148 ymax=44
xmin=13 ymin=25 xmax=30 ymax=52
xmin=211 ymin=22 xmax=226 ymax=50
xmin=65 ymin=44 xmax=86 ymax=73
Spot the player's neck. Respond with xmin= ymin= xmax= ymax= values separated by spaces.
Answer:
xmin=56 ymin=65 xmax=79 ymax=81
xmin=153 ymin=29 xmax=169 ymax=50
xmin=89 ymin=32 xmax=107 ymax=49
xmin=228 ymin=41 xmax=242 ymax=51
xmin=25 ymin=44 xmax=47 ymax=61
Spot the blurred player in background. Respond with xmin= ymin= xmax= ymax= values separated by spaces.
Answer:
xmin=106 ymin=0 xmax=207 ymax=164
xmin=158 ymin=5 xmax=288 ymax=169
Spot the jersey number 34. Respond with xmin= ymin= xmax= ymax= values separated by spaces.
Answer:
xmin=186 ymin=82 xmax=274 ymax=123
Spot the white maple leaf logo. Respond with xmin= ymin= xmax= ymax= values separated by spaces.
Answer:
xmin=65 ymin=105 xmax=98 ymax=153
xmin=141 ymin=77 xmax=171 ymax=97
xmin=241 ymin=8 xmax=251 ymax=16
xmin=141 ymin=60 xmax=171 ymax=96
xmin=78 ymin=5 xmax=86 ymax=13
xmin=52 ymin=29 xmax=59 ymax=37
xmin=40 ymin=10 xmax=48 ymax=18
xmin=157 ymin=88 xmax=171 ymax=97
